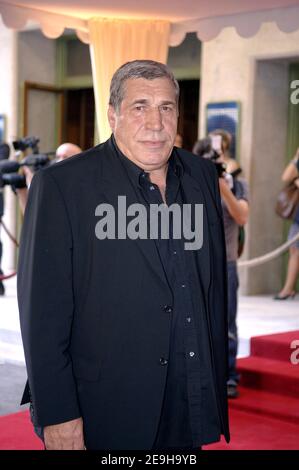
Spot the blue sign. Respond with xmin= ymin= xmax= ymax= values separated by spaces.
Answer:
xmin=206 ymin=101 xmax=240 ymax=159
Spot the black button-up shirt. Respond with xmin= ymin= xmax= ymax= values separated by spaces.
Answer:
xmin=113 ymin=137 xmax=221 ymax=449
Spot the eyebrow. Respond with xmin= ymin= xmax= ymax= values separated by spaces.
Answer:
xmin=131 ymin=99 xmax=148 ymax=106
xmin=131 ymin=99 xmax=176 ymax=106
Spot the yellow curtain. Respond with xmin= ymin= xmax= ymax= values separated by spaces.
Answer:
xmin=88 ymin=18 xmax=170 ymax=143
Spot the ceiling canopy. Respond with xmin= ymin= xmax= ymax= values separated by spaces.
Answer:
xmin=1 ymin=0 xmax=299 ymax=45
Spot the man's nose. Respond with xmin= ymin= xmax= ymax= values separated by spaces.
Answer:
xmin=145 ymin=108 xmax=163 ymax=131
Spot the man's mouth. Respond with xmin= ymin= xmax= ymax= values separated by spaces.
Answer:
xmin=140 ymin=141 xmax=165 ymax=148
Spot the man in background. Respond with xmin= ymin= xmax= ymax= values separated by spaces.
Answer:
xmin=193 ymin=132 xmax=249 ymax=399
xmin=0 ymin=142 xmax=10 ymax=296
xmin=174 ymin=133 xmax=183 ymax=148
xmin=213 ymin=131 xmax=249 ymax=399
xmin=55 ymin=143 xmax=82 ymax=163
xmin=17 ymin=142 xmax=82 ymax=214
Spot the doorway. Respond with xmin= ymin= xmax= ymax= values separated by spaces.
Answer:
xmin=23 ymin=81 xmax=64 ymax=154
xmin=63 ymin=88 xmax=95 ymax=151
xmin=177 ymin=80 xmax=199 ymax=151
xmin=247 ymin=57 xmax=298 ymax=294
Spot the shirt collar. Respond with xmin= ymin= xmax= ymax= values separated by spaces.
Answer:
xmin=111 ymin=134 xmax=184 ymax=187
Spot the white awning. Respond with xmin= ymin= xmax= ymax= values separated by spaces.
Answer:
xmin=1 ymin=0 xmax=299 ymax=44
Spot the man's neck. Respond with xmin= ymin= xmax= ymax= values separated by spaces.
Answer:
xmin=147 ymin=166 xmax=168 ymax=204
xmin=148 ymin=165 xmax=168 ymax=186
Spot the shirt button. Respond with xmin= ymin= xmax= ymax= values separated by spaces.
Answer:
xmin=181 ymin=284 xmax=186 ymax=288
xmin=163 ymin=305 xmax=173 ymax=313
xmin=173 ymin=251 xmax=177 ymax=255
xmin=189 ymin=351 xmax=195 ymax=358
xmin=149 ymin=185 xmax=155 ymax=191
xmin=159 ymin=357 xmax=168 ymax=366
xmin=186 ymin=317 xmax=191 ymax=323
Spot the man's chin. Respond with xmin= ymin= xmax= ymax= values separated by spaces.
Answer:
xmin=139 ymin=144 xmax=173 ymax=160
xmin=139 ymin=152 xmax=170 ymax=168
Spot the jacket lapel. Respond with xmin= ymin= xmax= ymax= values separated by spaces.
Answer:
xmin=180 ymin=170 xmax=211 ymax=300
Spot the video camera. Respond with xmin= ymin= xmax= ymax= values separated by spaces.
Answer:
xmin=193 ymin=136 xmax=227 ymax=177
xmin=0 ymin=136 xmax=55 ymax=192
xmin=13 ymin=136 xmax=40 ymax=154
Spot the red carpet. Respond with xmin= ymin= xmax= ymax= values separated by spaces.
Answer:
xmin=0 ymin=409 xmax=43 ymax=450
xmin=207 ymin=408 xmax=299 ymax=450
xmin=250 ymin=330 xmax=299 ymax=363
xmin=205 ymin=330 xmax=299 ymax=450
xmin=1 ymin=331 xmax=299 ymax=450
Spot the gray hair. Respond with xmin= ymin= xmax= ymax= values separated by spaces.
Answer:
xmin=109 ymin=60 xmax=180 ymax=111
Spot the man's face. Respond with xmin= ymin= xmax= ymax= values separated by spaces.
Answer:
xmin=108 ymin=77 xmax=178 ymax=171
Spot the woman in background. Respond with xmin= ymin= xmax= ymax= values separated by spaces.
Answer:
xmin=274 ymin=148 xmax=299 ymax=300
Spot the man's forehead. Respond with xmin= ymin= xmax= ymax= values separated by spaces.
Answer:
xmin=123 ymin=77 xmax=176 ymax=98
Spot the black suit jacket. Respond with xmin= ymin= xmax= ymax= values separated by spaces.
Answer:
xmin=0 ymin=190 xmax=3 ymax=218
xmin=18 ymin=137 xmax=229 ymax=449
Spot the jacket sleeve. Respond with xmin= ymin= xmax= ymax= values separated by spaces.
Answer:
xmin=17 ymin=169 xmax=81 ymax=426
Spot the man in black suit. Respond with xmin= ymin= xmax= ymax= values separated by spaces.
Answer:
xmin=18 ymin=60 xmax=229 ymax=450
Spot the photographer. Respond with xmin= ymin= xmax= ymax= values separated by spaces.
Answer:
xmin=0 ymin=142 xmax=10 ymax=295
xmin=193 ymin=131 xmax=249 ymax=399
xmin=0 ymin=139 xmax=82 ymax=294
xmin=8 ymin=141 xmax=82 ymax=214
xmin=16 ymin=166 xmax=35 ymax=215
xmin=0 ymin=136 xmax=51 ymax=215
xmin=55 ymin=143 xmax=82 ymax=163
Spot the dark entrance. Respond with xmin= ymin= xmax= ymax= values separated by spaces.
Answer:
xmin=177 ymin=80 xmax=200 ymax=152
xmin=63 ymin=88 xmax=95 ymax=151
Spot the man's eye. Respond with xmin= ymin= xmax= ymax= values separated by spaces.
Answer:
xmin=135 ymin=105 xmax=145 ymax=111
xmin=161 ymin=106 xmax=172 ymax=112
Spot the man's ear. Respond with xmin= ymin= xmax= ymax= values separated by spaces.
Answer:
xmin=108 ymin=105 xmax=117 ymax=132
